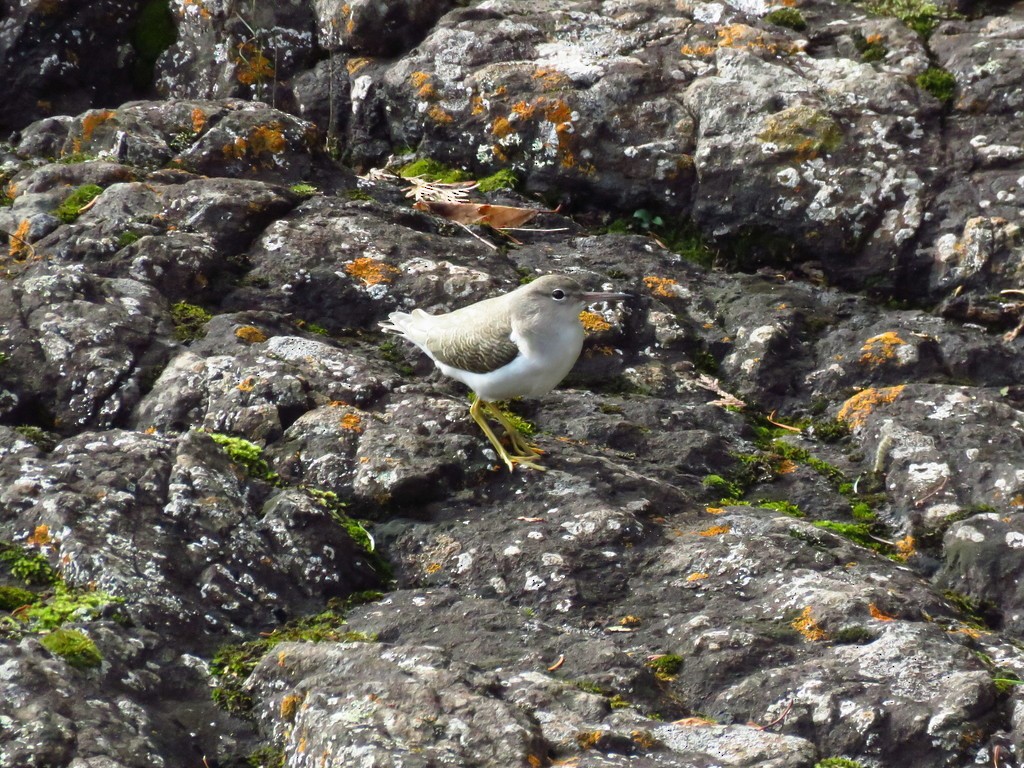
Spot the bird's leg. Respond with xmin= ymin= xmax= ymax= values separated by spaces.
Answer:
xmin=469 ymin=399 xmax=544 ymax=471
xmin=483 ymin=401 xmax=543 ymax=458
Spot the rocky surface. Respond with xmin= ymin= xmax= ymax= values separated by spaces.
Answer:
xmin=1 ymin=1 xmax=1024 ymax=768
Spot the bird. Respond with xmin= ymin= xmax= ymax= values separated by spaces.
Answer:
xmin=380 ymin=274 xmax=629 ymax=471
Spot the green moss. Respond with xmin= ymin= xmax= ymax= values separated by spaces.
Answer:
xmin=916 ymin=67 xmax=957 ymax=104
xmin=397 ymin=158 xmax=471 ymax=183
xmin=811 ymin=418 xmax=851 ymax=442
xmin=833 ymin=626 xmax=875 ymax=645
xmin=477 ymin=168 xmax=518 ymax=192
xmin=210 ymin=601 xmax=378 ymax=715
xmin=206 ymin=431 xmax=281 ymax=485
xmin=116 ymin=231 xmax=141 ymax=248
xmin=132 ymin=0 xmax=177 ymax=88
xmin=41 ymin=628 xmax=102 ymax=668
xmin=53 ymin=184 xmax=103 ymax=223
xmin=943 ymin=589 xmax=998 ymax=629
xmin=598 ymin=403 xmax=624 ymax=415
xmin=609 ymin=694 xmax=631 ymax=709
xmin=20 ymin=582 xmax=124 ymax=630
xmin=765 ymin=8 xmax=807 ymax=30
xmin=572 ymin=679 xmax=606 ymax=695
xmin=14 ymin=425 xmax=58 ymax=452
xmin=645 ymin=654 xmax=683 ymax=680
xmin=0 ymin=544 xmax=57 ymax=586
xmin=496 ymin=402 xmax=536 ymax=437
xmin=299 ymin=320 xmax=329 ymax=336
xmin=815 ymin=759 xmax=866 ymax=768
xmin=852 ymin=31 xmax=888 ymax=62
xmin=170 ymin=301 xmax=213 ymax=342
xmin=862 ymin=0 xmax=945 ymax=35
xmin=703 ymin=474 xmax=743 ymax=499
xmin=851 ymin=502 xmax=876 ymax=521
xmin=289 ymin=183 xmax=318 ymax=197
xmin=0 ymin=585 xmax=40 ymax=611
xmin=813 ymin=521 xmax=882 ymax=551
xmin=379 ymin=339 xmax=415 ymax=376
xmin=168 ymin=130 xmax=198 ymax=152
xmin=56 ymin=151 xmax=98 ymax=164
xmin=344 ymin=187 xmax=374 ymax=201
xmin=757 ymin=500 xmax=805 ymax=518
xmin=992 ymin=669 xmax=1023 ymax=695
xmin=757 ymin=105 xmax=842 ymax=157
xmin=246 ymin=746 xmax=285 ymax=768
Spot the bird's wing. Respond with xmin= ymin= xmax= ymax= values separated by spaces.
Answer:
xmin=428 ymin=311 xmax=519 ymax=374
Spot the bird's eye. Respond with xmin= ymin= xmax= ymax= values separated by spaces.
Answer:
xmin=551 ymin=289 xmax=566 ymax=300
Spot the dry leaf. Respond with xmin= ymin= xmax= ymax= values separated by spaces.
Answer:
xmin=414 ymin=200 xmax=541 ymax=229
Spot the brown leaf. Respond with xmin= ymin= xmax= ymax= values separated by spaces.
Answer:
xmin=414 ymin=200 xmax=541 ymax=228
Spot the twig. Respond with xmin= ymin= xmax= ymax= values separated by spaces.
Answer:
xmin=754 ymin=699 xmax=793 ymax=731
xmin=455 ymin=221 xmax=497 ymax=250
xmin=913 ymin=477 xmax=947 ymax=508
xmin=767 ymin=411 xmax=802 ymax=433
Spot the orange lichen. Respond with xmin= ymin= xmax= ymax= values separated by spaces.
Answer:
xmin=248 ymin=125 xmax=287 ymax=155
xmin=491 ymin=116 xmax=515 ymax=138
xmin=544 ymin=100 xmax=573 ymax=123
xmin=347 ymin=57 xmax=371 ymax=75
xmin=344 ymin=257 xmax=399 ymax=286
xmin=619 ymin=615 xmax=642 ymax=627
xmin=579 ymin=310 xmax=612 ymax=333
xmin=631 ymin=730 xmax=659 ymax=749
xmin=427 ymin=105 xmax=454 ymax=124
xmin=894 ymin=535 xmax=916 ymax=561
xmin=425 ymin=562 xmax=442 ymax=574
xmin=280 ymin=693 xmax=303 ymax=721
xmin=837 ymin=385 xmax=906 ymax=429
xmin=792 ymin=606 xmax=828 ymax=641
xmin=417 ymin=82 xmax=437 ymax=100
xmin=680 ymin=42 xmax=718 ymax=57
xmin=409 ymin=71 xmax=431 ymax=89
xmin=643 ymin=276 xmax=680 ymax=298
xmin=1012 ymin=495 xmax=1024 ymax=507
xmin=869 ymin=602 xmax=895 ymax=621
xmin=237 ymin=377 xmax=256 ymax=392
xmin=8 ymin=219 xmax=32 ymax=259
xmin=859 ymin=331 xmax=907 ymax=366
xmin=575 ymin=731 xmax=604 ymax=750
xmin=704 ymin=507 xmax=725 ymax=515
xmin=80 ymin=109 xmax=115 ymax=144
xmin=27 ymin=524 xmax=52 ymax=548
xmin=470 ymin=94 xmax=485 ymax=115
xmin=698 ymin=524 xmax=731 ymax=537
xmin=778 ymin=459 xmax=798 ymax=474
xmin=191 ymin=108 xmax=207 ymax=133
xmin=235 ymin=42 xmax=274 ymax=84
xmin=235 ymin=325 xmax=267 ymax=344
xmin=512 ymin=100 xmax=536 ymax=119
xmin=686 ymin=572 xmax=709 ymax=582
xmin=340 ymin=413 xmax=363 ymax=433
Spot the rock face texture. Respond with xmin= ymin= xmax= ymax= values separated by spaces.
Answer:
xmin=1 ymin=1 xmax=1024 ymax=767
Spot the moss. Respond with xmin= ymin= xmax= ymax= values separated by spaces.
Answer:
xmin=116 ymin=231 xmax=141 ymax=248
xmin=56 ymin=151 xmax=98 ymax=164
xmin=757 ymin=105 xmax=843 ymax=157
xmin=811 ymin=418 xmax=851 ymax=442
xmin=41 ymin=628 xmax=102 ymax=668
xmin=206 ymin=431 xmax=281 ymax=485
xmin=813 ymin=520 xmax=882 ymax=551
xmin=211 ymin=600 xmax=379 ymax=715
xmin=168 ymin=130 xmax=198 ymax=152
xmin=609 ymin=694 xmax=631 ymax=709
xmin=289 ymin=182 xmax=318 ymax=197
xmin=852 ymin=31 xmax=888 ymax=62
xmin=815 ymin=759 xmax=866 ymax=768
xmin=861 ymin=0 xmax=946 ymax=35
xmin=344 ymin=187 xmax=374 ymax=201
xmin=378 ymin=339 xmax=415 ymax=376
xmin=851 ymin=502 xmax=876 ymax=521
xmin=0 ymin=585 xmax=40 ymax=611
xmin=170 ymin=301 xmax=213 ymax=342
xmin=833 ymin=626 xmax=875 ymax=645
xmin=604 ymin=214 xmax=716 ymax=268
xmin=53 ymin=184 xmax=103 ymax=223
xmin=757 ymin=500 xmax=805 ymax=518
xmin=132 ymin=0 xmax=177 ymax=87
xmin=0 ymin=543 xmax=57 ymax=586
xmin=495 ymin=401 xmax=536 ymax=438
xmin=246 ymin=746 xmax=285 ymax=768
xmin=645 ymin=654 xmax=683 ymax=679
xmin=572 ymin=679 xmax=606 ymax=695
xmin=14 ymin=425 xmax=58 ymax=452
xmin=943 ymin=589 xmax=999 ymax=629
xmin=992 ymin=668 xmax=1023 ymax=695
xmin=397 ymin=158 xmax=471 ymax=183
xmin=916 ymin=67 xmax=957 ymax=104
xmin=299 ymin=320 xmax=329 ymax=336
xmin=20 ymin=582 xmax=124 ymax=630
xmin=765 ymin=8 xmax=807 ymax=30
xmin=703 ymin=474 xmax=743 ymax=499
xmin=476 ymin=168 xmax=518 ymax=192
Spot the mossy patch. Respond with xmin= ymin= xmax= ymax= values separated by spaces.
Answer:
xmin=861 ymin=0 xmax=946 ymax=36
xmin=645 ymin=654 xmax=683 ymax=680
xmin=289 ymin=182 xmax=318 ymax=197
xmin=916 ymin=67 xmax=957 ymax=104
xmin=0 ymin=585 xmax=40 ymax=611
xmin=170 ymin=301 xmax=213 ymax=342
xmin=206 ymin=431 xmax=281 ymax=485
xmin=210 ymin=595 xmax=381 ymax=715
xmin=53 ymin=184 xmax=103 ymax=223
xmin=604 ymin=213 xmax=716 ymax=268
xmin=477 ymin=168 xmax=518 ymax=192
xmin=132 ymin=0 xmax=177 ymax=88
xmin=757 ymin=105 xmax=842 ymax=158
xmin=116 ymin=231 xmax=141 ymax=248
xmin=853 ymin=31 xmax=887 ymax=62
xmin=397 ymin=158 xmax=471 ymax=183
xmin=765 ymin=8 xmax=807 ymax=31
xmin=815 ymin=759 xmax=866 ymax=768
xmin=19 ymin=582 xmax=124 ymax=630
xmin=14 ymin=425 xmax=58 ymax=452
xmin=0 ymin=543 xmax=57 ymax=586
xmin=41 ymin=628 xmax=102 ymax=668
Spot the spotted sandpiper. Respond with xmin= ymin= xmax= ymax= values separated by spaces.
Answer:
xmin=381 ymin=274 xmax=628 ymax=471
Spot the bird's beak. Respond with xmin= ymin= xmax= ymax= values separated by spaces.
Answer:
xmin=582 ymin=290 xmax=630 ymax=303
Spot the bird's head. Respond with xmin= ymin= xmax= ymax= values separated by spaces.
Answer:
xmin=519 ymin=275 xmax=629 ymax=319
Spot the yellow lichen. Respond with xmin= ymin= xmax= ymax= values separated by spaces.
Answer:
xmin=643 ymin=276 xmax=680 ymax=298
xmin=8 ymin=219 xmax=32 ymax=259
xmin=27 ymin=524 xmax=53 ymax=548
xmin=686 ymin=572 xmax=708 ymax=582
xmin=893 ymin=535 xmax=916 ymax=561
xmin=619 ymin=615 xmax=642 ymax=627
xmin=280 ymin=693 xmax=303 ymax=721
xmin=347 ymin=57 xmax=371 ymax=75
xmin=340 ymin=413 xmax=363 ymax=433
xmin=409 ymin=71 xmax=431 ymax=89
xmin=344 ymin=257 xmax=399 ymax=286
xmin=869 ymin=602 xmax=895 ymax=621
xmin=544 ymin=100 xmax=573 ymax=123
xmin=859 ymin=331 xmax=907 ymax=367
xmin=792 ymin=606 xmax=828 ymax=641
xmin=237 ymin=377 xmax=256 ymax=392
xmin=491 ymin=115 xmax=515 ymax=138
xmin=579 ymin=310 xmax=612 ymax=333
xmin=425 ymin=562 xmax=442 ymax=574
xmin=836 ymin=385 xmax=906 ymax=429
xmin=698 ymin=524 xmax=731 ymax=537
xmin=427 ymin=105 xmax=454 ymax=124
xmin=235 ymin=325 xmax=267 ymax=344
xmin=575 ymin=731 xmax=603 ymax=750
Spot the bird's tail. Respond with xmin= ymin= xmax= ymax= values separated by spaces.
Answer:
xmin=379 ymin=309 xmax=430 ymax=338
